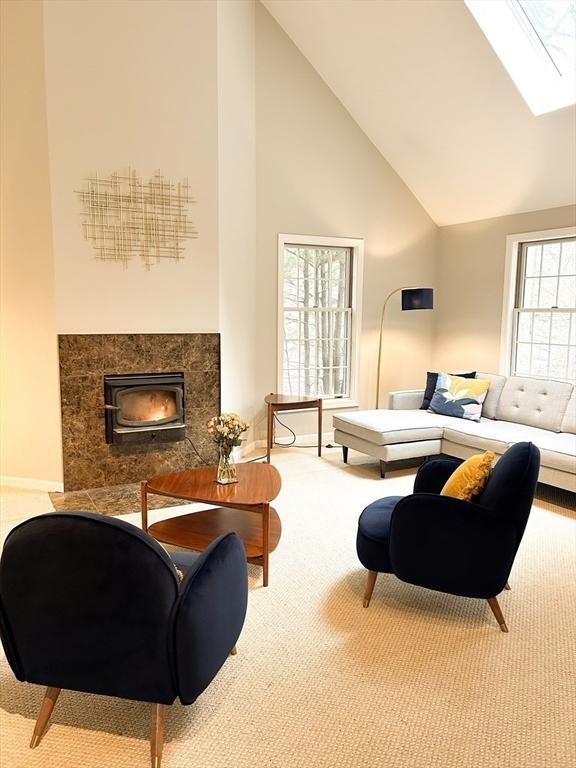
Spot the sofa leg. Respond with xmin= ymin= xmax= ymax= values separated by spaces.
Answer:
xmin=487 ymin=596 xmax=509 ymax=632
xmin=363 ymin=570 xmax=378 ymax=608
xmin=342 ymin=446 xmax=349 ymax=464
xmin=379 ymin=460 xmax=387 ymax=478
xmin=504 ymin=582 xmax=511 ymax=590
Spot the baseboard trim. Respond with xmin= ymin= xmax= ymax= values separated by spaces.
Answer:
xmin=0 ymin=475 xmax=64 ymax=493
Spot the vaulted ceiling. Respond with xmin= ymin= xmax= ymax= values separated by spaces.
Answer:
xmin=262 ymin=0 xmax=576 ymax=226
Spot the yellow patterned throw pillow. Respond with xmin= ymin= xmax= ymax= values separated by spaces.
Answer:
xmin=428 ymin=373 xmax=490 ymax=422
xmin=440 ymin=451 xmax=495 ymax=501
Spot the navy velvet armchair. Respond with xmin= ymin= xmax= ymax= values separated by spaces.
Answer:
xmin=0 ymin=512 xmax=248 ymax=767
xmin=356 ymin=442 xmax=541 ymax=631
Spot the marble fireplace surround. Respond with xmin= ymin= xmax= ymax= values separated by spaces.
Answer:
xmin=50 ymin=333 xmax=220 ymax=515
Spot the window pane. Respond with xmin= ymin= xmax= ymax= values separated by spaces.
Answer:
xmin=541 ymin=242 xmax=561 ymax=275
xmin=282 ymin=340 xmax=300 ymax=369
xmin=568 ymin=346 xmax=576 ymax=382
xmin=283 ymin=248 xmax=299 ymax=279
xmin=283 ymin=368 xmax=300 ymax=395
xmin=523 ymin=277 xmax=540 ymax=307
xmin=557 ymin=275 xmax=575 ymax=309
xmin=283 ymin=278 xmax=298 ymax=307
xmin=515 ymin=342 xmax=531 ymax=375
xmin=531 ymin=344 xmax=550 ymax=376
xmin=549 ymin=345 xmax=568 ymax=380
xmin=282 ymin=243 xmax=354 ymax=397
xmin=525 ymin=244 xmax=542 ymax=276
xmin=533 ymin=312 xmax=551 ymax=343
xmin=514 ymin=239 xmax=575 ymax=382
xmin=560 ymin=241 xmax=576 ymax=275
xmin=332 ymin=368 xmax=348 ymax=397
xmin=518 ymin=0 xmax=576 ymax=79
xmin=516 ymin=312 xmax=532 ymax=342
xmin=284 ymin=311 xmax=300 ymax=340
xmin=538 ymin=276 xmax=558 ymax=307
xmin=551 ymin=312 xmax=571 ymax=344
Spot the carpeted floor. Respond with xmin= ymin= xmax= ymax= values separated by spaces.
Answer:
xmin=1 ymin=448 xmax=575 ymax=768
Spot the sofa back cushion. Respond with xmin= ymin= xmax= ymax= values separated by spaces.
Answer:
xmin=476 ymin=372 xmax=507 ymax=419
xmin=496 ymin=376 xmax=573 ymax=433
xmin=560 ymin=388 xmax=576 ymax=434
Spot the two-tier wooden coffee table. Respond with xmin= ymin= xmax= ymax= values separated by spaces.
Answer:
xmin=140 ymin=463 xmax=282 ymax=586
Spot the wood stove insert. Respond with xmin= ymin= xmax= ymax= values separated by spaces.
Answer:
xmin=104 ymin=372 xmax=185 ymax=445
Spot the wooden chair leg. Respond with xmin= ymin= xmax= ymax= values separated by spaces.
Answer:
xmin=30 ymin=687 xmax=61 ymax=748
xmin=363 ymin=570 xmax=378 ymax=608
xmin=487 ymin=596 xmax=509 ymax=632
xmin=150 ymin=704 xmax=164 ymax=768
xmin=342 ymin=446 xmax=349 ymax=464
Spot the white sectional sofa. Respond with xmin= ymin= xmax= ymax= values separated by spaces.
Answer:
xmin=333 ymin=373 xmax=576 ymax=492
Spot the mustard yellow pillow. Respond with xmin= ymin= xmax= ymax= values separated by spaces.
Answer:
xmin=440 ymin=451 xmax=495 ymax=501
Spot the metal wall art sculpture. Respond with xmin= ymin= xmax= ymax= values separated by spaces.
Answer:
xmin=76 ymin=169 xmax=196 ymax=269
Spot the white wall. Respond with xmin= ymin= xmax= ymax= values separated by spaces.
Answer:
xmin=254 ymin=3 xmax=438 ymax=439
xmin=42 ymin=0 xmax=220 ymax=334
xmin=217 ymin=0 xmax=258 ymax=440
xmin=0 ymin=0 xmax=63 ymax=488
xmin=435 ymin=205 xmax=576 ymax=374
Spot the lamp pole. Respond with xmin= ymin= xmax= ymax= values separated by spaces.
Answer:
xmin=375 ymin=285 xmax=422 ymax=409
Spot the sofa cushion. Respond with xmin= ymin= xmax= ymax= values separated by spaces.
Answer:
xmin=476 ymin=372 xmax=507 ymax=420
xmin=495 ymin=421 xmax=576 ymax=473
xmin=420 ymin=371 xmax=476 ymax=410
xmin=429 ymin=373 xmax=491 ymax=422
xmin=333 ymin=410 xmax=448 ymax=446
xmin=560 ymin=388 xmax=576 ymax=434
xmin=496 ymin=376 xmax=573 ymax=433
xmin=443 ymin=418 xmax=515 ymax=454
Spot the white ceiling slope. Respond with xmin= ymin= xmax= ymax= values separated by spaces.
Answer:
xmin=262 ymin=0 xmax=576 ymax=226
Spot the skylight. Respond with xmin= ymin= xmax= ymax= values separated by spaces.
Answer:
xmin=465 ymin=0 xmax=576 ymax=116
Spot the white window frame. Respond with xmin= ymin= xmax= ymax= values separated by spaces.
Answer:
xmin=499 ymin=225 xmax=576 ymax=377
xmin=277 ymin=234 xmax=364 ymax=410
xmin=465 ymin=0 xmax=576 ymax=116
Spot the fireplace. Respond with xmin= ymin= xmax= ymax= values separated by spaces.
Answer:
xmin=104 ymin=372 xmax=186 ymax=445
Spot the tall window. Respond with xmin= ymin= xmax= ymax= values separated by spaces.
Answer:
xmin=512 ymin=237 xmax=576 ymax=382
xmin=278 ymin=235 xmax=363 ymax=403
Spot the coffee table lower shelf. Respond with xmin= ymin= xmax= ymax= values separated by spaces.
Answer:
xmin=148 ymin=506 xmax=282 ymax=563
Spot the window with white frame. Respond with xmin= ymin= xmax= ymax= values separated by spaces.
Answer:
xmin=278 ymin=235 xmax=363 ymax=402
xmin=465 ymin=0 xmax=576 ymax=115
xmin=511 ymin=237 xmax=576 ymax=382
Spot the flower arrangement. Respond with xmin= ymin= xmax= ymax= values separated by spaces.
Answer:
xmin=207 ymin=413 xmax=249 ymax=449
xmin=207 ymin=413 xmax=249 ymax=484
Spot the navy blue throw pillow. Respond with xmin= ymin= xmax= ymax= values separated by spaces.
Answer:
xmin=420 ymin=371 xmax=476 ymax=410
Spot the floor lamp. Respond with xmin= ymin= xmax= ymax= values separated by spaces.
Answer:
xmin=375 ymin=287 xmax=434 ymax=408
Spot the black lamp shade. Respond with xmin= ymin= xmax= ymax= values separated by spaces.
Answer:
xmin=401 ymin=288 xmax=434 ymax=311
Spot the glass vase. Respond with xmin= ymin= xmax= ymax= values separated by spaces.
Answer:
xmin=217 ymin=445 xmax=238 ymax=484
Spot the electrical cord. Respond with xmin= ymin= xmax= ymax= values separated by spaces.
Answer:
xmin=272 ymin=412 xmax=334 ymax=449
xmin=184 ymin=436 xmax=209 ymax=465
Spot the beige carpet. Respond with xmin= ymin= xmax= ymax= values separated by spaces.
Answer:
xmin=1 ymin=449 xmax=575 ymax=768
